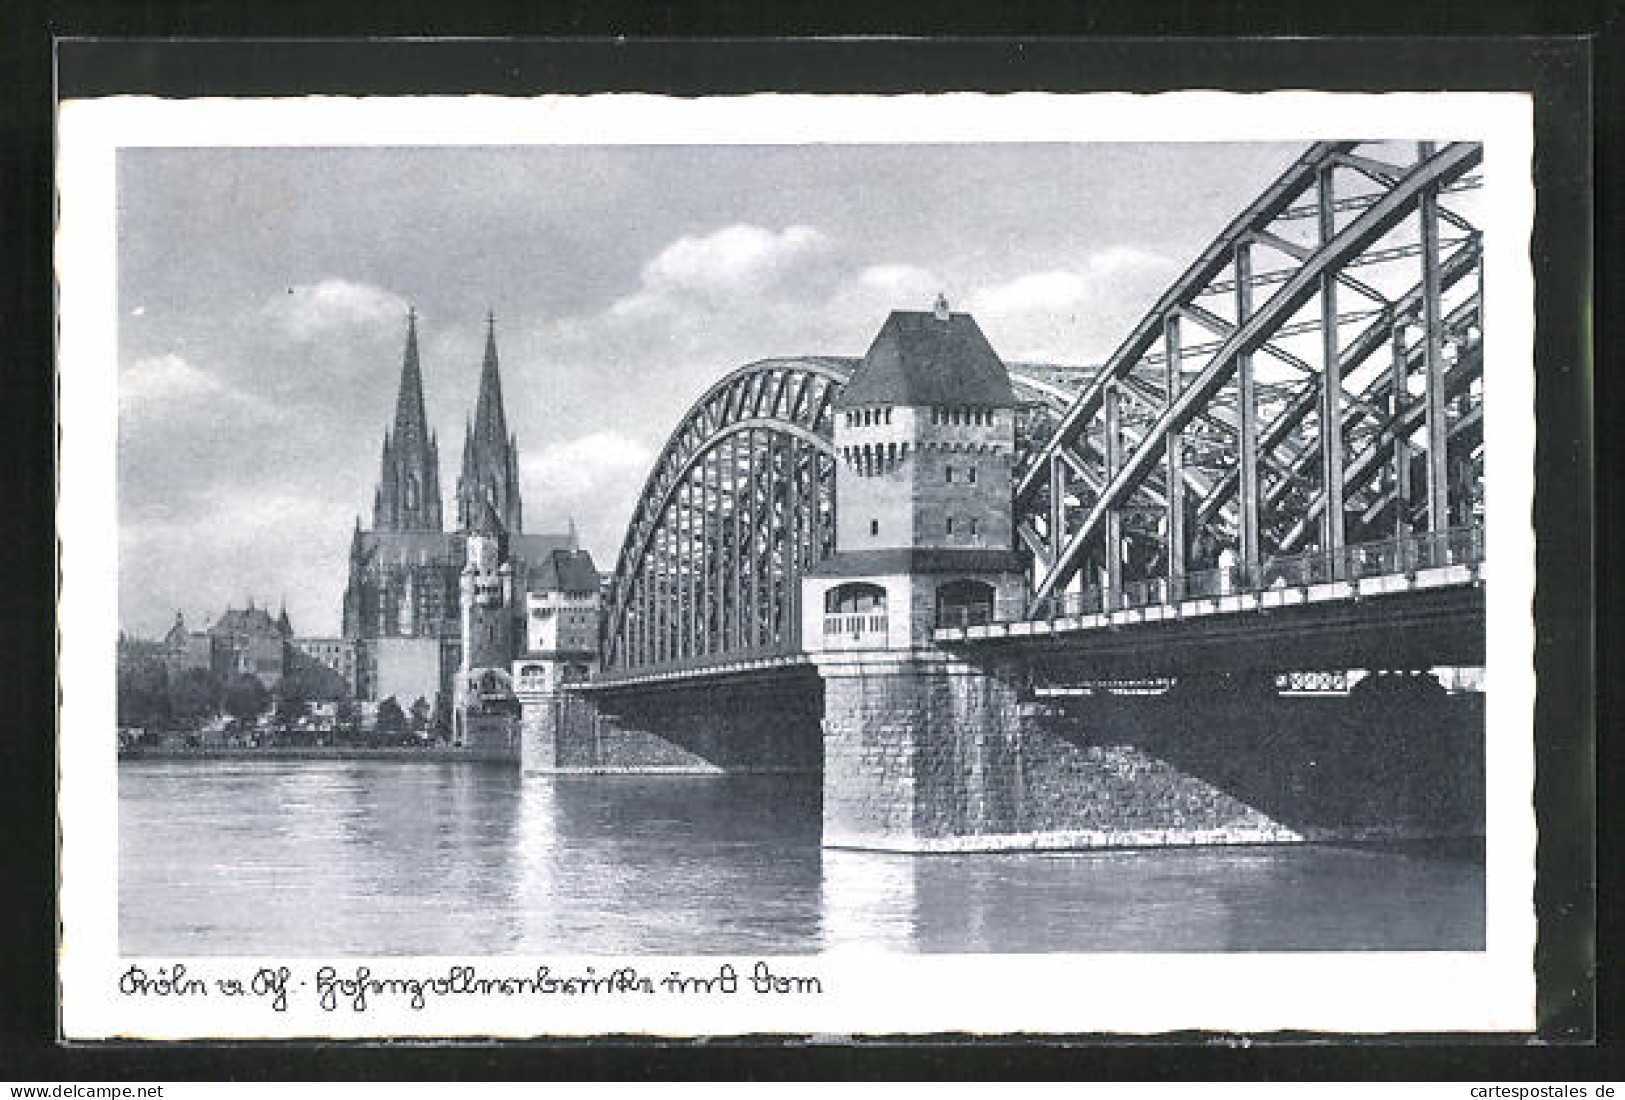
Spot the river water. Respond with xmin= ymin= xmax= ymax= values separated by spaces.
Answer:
xmin=119 ymin=760 xmax=1484 ymax=955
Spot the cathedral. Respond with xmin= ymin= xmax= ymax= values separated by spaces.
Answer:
xmin=342 ymin=310 xmax=585 ymax=717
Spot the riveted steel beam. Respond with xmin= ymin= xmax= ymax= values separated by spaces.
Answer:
xmin=1319 ymin=165 xmax=1347 ymax=564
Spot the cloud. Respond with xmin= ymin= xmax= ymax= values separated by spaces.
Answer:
xmin=612 ymin=225 xmax=842 ymax=316
xmin=120 ymin=353 xmax=228 ymax=408
xmin=520 ymin=431 xmax=655 ymax=562
xmin=117 ymin=347 xmax=365 ymax=534
xmin=119 ymin=353 xmax=274 ymax=444
xmin=1086 ymin=245 xmax=1175 ymax=279
xmin=522 ymin=431 xmax=653 ymax=496
xmin=967 ymin=247 xmax=1177 ymax=363
xmin=855 ymin=263 xmax=938 ymax=297
xmin=267 ymin=279 xmax=408 ymax=340
xmin=970 ymin=270 xmax=1092 ymax=317
xmin=121 ymin=489 xmax=358 ymax=639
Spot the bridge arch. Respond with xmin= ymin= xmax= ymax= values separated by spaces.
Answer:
xmin=602 ymin=358 xmax=852 ymax=673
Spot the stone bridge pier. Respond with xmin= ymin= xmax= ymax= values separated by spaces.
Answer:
xmin=521 ymin=668 xmax=824 ymax=775
xmin=813 ymin=650 xmax=1483 ymax=852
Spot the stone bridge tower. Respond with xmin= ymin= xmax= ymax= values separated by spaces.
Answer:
xmin=803 ymin=295 xmax=1026 ymax=650
xmin=801 ymin=299 xmax=1029 ymax=850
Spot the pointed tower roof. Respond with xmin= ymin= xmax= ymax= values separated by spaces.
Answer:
xmin=458 ymin=312 xmax=523 ymax=535
xmin=837 ymin=308 xmax=1013 ymax=410
xmin=471 ymin=496 xmax=506 ymax=538
xmin=471 ymin=311 xmax=510 ymax=454
xmin=392 ymin=308 xmax=431 ymax=449
xmin=373 ymin=308 xmax=446 ymax=533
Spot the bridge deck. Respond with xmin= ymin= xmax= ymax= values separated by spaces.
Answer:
xmin=936 ymin=560 xmax=1483 ymax=645
xmin=575 ymin=649 xmax=811 ymax=693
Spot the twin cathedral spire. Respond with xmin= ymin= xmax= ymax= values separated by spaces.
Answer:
xmin=372 ymin=309 xmax=524 ymax=537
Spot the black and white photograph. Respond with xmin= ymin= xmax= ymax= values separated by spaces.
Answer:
xmin=56 ymin=91 xmax=1539 ymax=1037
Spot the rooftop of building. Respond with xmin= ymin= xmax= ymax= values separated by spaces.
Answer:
xmin=207 ymin=604 xmax=290 ymax=639
xmin=835 ymin=306 xmax=1014 ymax=411
xmin=528 ymin=548 xmax=602 ymax=596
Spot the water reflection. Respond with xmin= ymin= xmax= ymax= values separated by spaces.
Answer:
xmin=120 ymin=762 xmax=1482 ymax=955
xmin=820 ymin=845 xmax=1484 ymax=953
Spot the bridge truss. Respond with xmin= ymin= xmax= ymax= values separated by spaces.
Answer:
xmin=1015 ymin=140 xmax=1486 ymax=612
xmin=601 ymin=358 xmax=845 ymax=674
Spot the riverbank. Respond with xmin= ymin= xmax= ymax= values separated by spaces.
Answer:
xmin=119 ymin=745 xmax=515 ymax=764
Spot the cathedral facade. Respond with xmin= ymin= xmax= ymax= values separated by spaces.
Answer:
xmin=342 ymin=311 xmax=581 ymax=714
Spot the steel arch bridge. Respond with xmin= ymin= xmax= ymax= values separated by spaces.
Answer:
xmin=599 ymin=140 xmax=1486 ymax=679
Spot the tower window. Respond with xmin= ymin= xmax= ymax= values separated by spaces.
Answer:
xmin=869 ymin=519 xmax=879 ymax=537
xmin=945 ymin=466 xmax=955 ymax=484
xmin=946 ymin=517 xmax=955 ymax=535
xmin=967 ymin=466 xmax=977 ymax=484
xmin=970 ymin=518 xmax=980 ymax=536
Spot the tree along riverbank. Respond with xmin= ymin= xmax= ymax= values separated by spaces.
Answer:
xmin=118 ymin=745 xmax=513 ymax=764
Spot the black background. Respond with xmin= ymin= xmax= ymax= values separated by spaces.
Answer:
xmin=3 ymin=13 xmax=1612 ymax=1082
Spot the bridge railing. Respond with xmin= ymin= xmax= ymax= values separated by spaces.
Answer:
xmin=822 ymin=612 xmax=890 ymax=647
xmin=1022 ymin=525 xmax=1485 ymax=622
xmin=590 ymin=640 xmax=805 ymax=684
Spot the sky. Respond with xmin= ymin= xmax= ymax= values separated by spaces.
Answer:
xmin=117 ymin=141 xmax=1307 ymax=638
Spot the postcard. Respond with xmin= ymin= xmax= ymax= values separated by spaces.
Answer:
xmin=57 ymin=89 xmax=1537 ymax=1038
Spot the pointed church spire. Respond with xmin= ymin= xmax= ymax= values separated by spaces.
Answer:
xmin=458 ymin=312 xmax=523 ymax=534
xmin=393 ymin=307 xmax=430 ymax=453
xmin=473 ymin=311 xmax=510 ymax=452
xmin=373 ymin=308 xmax=445 ymax=532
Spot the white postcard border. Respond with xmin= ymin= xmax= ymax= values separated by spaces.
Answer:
xmin=58 ymin=90 xmax=1538 ymax=1038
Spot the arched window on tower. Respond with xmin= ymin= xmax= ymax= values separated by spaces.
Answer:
xmin=823 ymin=582 xmax=888 ymax=645
xmin=936 ymin=579 xmax=996 ymax=628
